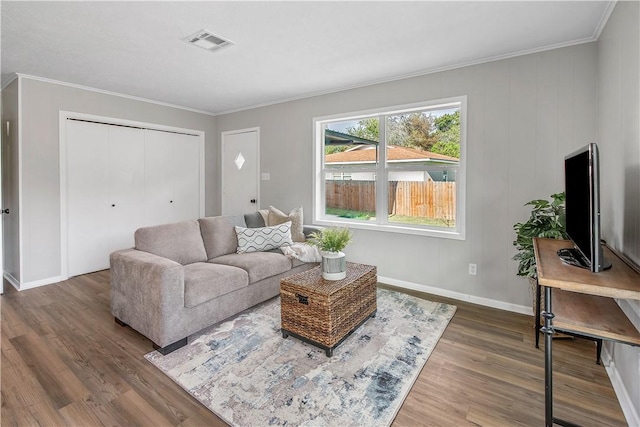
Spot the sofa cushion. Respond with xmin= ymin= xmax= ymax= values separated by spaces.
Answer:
xmin=199 ymin=215 xmax=246 ymax=260
xmin=264 ymin=248 xmax=309 ymax=269
xmin=135 ymin=220 xmax=207 ymax=265
xmin=268 ymin=206 xmax=305 ymax=242
xmin=210 ymin=252 xmax=292 ymax=284
xmin=235 ymin=222 xmax=293 ymax=253
xmin=183 ymin=263 xmax=248 ymax=308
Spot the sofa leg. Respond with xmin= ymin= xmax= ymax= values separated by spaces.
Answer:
xmin=153 ymin=338 xmax=188 ymax=355
xmin=114 ymin=317 xmax=128 ymax=327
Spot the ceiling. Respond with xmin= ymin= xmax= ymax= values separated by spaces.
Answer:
xmin=1 ymin=1 xmax=614 ymax=115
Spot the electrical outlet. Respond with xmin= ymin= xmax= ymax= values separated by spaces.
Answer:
xmin=468 ymin=263 xmax=477 ymax=275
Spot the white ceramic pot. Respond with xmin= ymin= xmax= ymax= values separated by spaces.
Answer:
xmin=321 ymin=251 xmax=346 ymax=280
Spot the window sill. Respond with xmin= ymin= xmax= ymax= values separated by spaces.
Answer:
xmin=313 ymin=218 xmax=465 ymax=240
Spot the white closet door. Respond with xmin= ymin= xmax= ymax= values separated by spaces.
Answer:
xmin=107 ymin=126 xmax=145 ymax=252
xmin=144 ymin=130 xmax=175 ymax=226
xmin=145 ymin=130 xmax=201 ymax=225
xmin=66 ymin=120 xmax=201 ymax=277
xmin=67 ymin=121 xmax=110 ymax=276
xmin=171 ymin=133 xmax=201 ymax=222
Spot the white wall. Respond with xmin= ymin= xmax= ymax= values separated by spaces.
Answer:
xmin=217 ymin=42 xmax=598 ymax=312
xmin=11 ymin=76 xmax=218 ymax=287
xmin=598 ymin=1 xmax=640 ymax=424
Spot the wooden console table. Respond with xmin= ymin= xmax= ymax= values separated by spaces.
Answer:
xmin=533 ymin=238 xmax=640 ymax=427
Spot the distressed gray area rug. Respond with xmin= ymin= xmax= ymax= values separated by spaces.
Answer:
xmin=145 ymin=289 xmax=456 ymax=426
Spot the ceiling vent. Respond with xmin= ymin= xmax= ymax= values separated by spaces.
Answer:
xmin=183 ymin=29 xmax=233 ymax=52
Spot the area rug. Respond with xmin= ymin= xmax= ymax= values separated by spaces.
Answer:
xmin=145 ymin=289 xmax=456 ymax=426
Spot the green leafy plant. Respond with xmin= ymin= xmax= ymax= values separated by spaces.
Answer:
xmin=308 ymin=227 xmax=353 ymax=253
xmin=512 ymin=192 xmax=568 ymax=279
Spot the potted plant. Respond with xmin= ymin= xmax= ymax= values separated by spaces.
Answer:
xmin=308 ymin=227 xmax=353 ymax=280
xmin=512 ymin=192 xmax=568 ymax=314
xmin=513 ymin=192 xmax=568 ymax=278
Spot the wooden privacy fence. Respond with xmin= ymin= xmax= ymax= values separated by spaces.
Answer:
xmin=326 ymin=180 xmax=456 ymax=221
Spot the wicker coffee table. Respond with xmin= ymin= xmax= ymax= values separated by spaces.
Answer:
xmin=280 ymin=262 xmax=377 ymax=356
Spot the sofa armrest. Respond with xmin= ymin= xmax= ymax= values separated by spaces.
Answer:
xmin=110 ymin=248 xmax=185 ymax=346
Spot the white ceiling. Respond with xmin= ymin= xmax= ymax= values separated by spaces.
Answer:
xmin=1 ymin=1 xmax=614 ymax=115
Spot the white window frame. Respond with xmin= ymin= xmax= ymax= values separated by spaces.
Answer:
xmin=313 ymin=96 xmax=467 ymax=240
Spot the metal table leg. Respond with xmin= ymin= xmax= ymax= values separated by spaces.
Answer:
xmin=541 ymin=285 xmax=555 ymax=427
xmin=541 ymin=287 xmax=582 ymax=427
xmin=536 ymin=278 xmax=541 ymax=348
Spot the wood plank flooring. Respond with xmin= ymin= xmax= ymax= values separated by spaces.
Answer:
xmin=1 ymin=271 xmax=628 ymax=426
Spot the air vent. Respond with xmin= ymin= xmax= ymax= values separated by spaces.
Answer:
xmin=183 ymin=29 xmax=233 ymax=52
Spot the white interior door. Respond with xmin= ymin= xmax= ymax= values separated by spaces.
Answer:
xmin=67 ymin=121 xmax=110 ymax=276
xmin=221 ymin=129 xmax=259 ymax=215
xmin=107 ymin=126 xmax=145 ymax=252
xmin=63 ymin=114 xmax=204 ymax=279
xmin=144 ymin=130 xmax=175 ymax=226
xmin=0 ymin=119 xmax=4 ymax=294
xmin=172 ymin=133 xmax=201 ymax=222
xmin=145 ymin=130 xmax=201 ymax=225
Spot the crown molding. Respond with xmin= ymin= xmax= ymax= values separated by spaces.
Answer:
xmin=15 ymin=74 xmax=217 ymax=117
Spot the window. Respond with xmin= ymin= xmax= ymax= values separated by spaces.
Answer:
xmin=331 ymin=172 xmax=352 ymax=181
xmin=313 ymin=97 xmax=466 ymax=239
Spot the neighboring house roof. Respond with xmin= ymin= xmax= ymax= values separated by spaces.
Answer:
xmin=325 ymin=129 xmax=379 ymax=146
xmin=325 ymin=145 xmax=459 ymax=164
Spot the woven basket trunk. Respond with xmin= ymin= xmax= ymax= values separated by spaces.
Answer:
xmin=280 ymin=263 xmax=376 ymax=348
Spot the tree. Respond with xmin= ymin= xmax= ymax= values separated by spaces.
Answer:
xmin=345 ymin=118 xmax=379 ymax=141
xmin=434 ymin=111 xmax=459 ymax=133
xmin=430 ymin=140 xmax=460 ymax=158
xmin=397 ymin=112 xmax=439 ymax=151
xmin=324 ymin=145 xmax=349 ymax=155
xmin=431 ymin=111 xmax=460 ymax=158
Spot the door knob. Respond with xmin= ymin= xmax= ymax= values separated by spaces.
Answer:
xmin=1 ymin=208 xmax=9 ymax=214
xmin=250 ymin=199 xmax=256 ymax=204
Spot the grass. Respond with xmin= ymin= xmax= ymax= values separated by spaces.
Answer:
xmin=388 ymin=215 xmax=454 ymax=228
xmin=325 ymin=208 xmax=454 ymax=228
xmin=326 ymin=208 xmax=375 ymax=220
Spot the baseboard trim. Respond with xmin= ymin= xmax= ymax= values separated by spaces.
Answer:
xmin=3 ymin=272 xmax=20 ymax=291
xmin=377 ymin=275 xmax=531 ymax=315
xmin=5 ymin=274 xmax=67 ymax=291
xmin=602 ymin=346 xmax=640 ymax=427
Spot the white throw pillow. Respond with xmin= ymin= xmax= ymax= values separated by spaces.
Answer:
xmin=235 ymin=221 xmax=293 ymax=254
xmin=268 ymin=206 xmax=305 ymax=242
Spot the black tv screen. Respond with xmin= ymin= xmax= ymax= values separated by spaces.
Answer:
xmin=560 ymin=143 xmax=610 ymax=272
xmin=565 ymin=148 xmax=592 ymax=261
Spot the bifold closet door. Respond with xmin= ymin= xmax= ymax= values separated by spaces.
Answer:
xmin=67 ymin=121 xmax=110 ymax=276
xmin=66 ymin=121 xmax=145 ymax=277
xmin=144 ymin=129 xmax=200 ymax=226
xmin=107 ymin=126 xmax=146 ymax=252
xmin=171 ymin=132 xmax=200 ymax=222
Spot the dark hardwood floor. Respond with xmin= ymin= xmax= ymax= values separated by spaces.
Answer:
xmin=1 ymin=271 xmax=627 ymax=426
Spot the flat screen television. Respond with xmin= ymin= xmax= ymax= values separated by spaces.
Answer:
xmin=557 ymin=143 xmax=611 ymax=272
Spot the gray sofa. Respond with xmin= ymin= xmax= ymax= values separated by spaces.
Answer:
xmin=110 ymin=212 xmax=319 ymax=354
